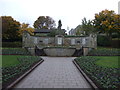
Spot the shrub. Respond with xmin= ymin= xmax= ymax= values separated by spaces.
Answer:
xmin=88 ymin=48 xmax=120 ymax=56
xmin=47 ymin=30 xmax=56 ymax=37
xmin=47 ymin=29 xmax=66 ymax=37
xmin=112 ymin=33 xmax=120 ymax=38
xmin=2 ymin=48 xmax=31 ymax=55
xmin=97 ymin=35 xmax=111 ymax=47
xmin=111 ymin=40 xmax=120 ymax=48
xmin=2 ymin=42 xmax=22 ymax=48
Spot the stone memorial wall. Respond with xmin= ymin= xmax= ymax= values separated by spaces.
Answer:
xmin=22 ymin=31 xmax=97 ymax=56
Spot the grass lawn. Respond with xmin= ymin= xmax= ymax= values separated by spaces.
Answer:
xmin=95 ymin=56 xmax=119 ymax=68
xmin=1 ymin=55 xmax=23 ymax=67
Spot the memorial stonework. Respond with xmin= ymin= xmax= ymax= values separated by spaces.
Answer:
xmin=23 ymin=20 xmax=97 ymax=56
xmin=23 ymin=29 xmax=97 ymax=56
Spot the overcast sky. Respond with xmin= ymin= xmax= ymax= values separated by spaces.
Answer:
xmin=0 ymin=0 xmax=119 ymax=31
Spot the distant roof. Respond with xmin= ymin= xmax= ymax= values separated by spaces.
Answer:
xmin=34 ymin=29 xmax=52 ymax=33
xmin=34 ymin=29 xmax=66 ymax=33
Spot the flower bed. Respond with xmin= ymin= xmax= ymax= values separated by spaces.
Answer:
xmin=88 ymin=48 xmax=120 ymax=56
xmin=2 ymin=48 xmax=31 ymax=55
xmin=74 ymin=56 xmax=120 ymax=88
xmin=2 ymin=56 xmax=43 ymax=88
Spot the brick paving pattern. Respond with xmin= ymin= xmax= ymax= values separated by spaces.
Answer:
xmin=14 ymin=57 xmax=92 ymax=88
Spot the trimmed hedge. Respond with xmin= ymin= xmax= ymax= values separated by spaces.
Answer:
xmin=75 ymin=56 xmax=119 ymax=88
xmin=2 ymin=42 xmax=22 ymax=48
xmin=111 ymin=40 xmax=120 ymax=48
xmin=88 ymin=48 xmax=120 ymax=56
xmin=97 ymin=35 xmax=111 ymax=47
xmin=2 ymin=48 xmax=31 ymax=55
xmin=2 ymin=56 xmax=42 ymax=88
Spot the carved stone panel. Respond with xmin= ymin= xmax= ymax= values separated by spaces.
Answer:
xmin=58 ymin=37 xmax=62 ymax=45
xmin=82 ymin=38 xmax=86 ymax=45
xmin=71 ymin=39 xmax=75 ymax=45
xmin=44 ymin=38 xmax=48 ymax=45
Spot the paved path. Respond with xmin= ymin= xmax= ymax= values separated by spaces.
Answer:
xmin=14 ymin=57 xmax=92 ymax=88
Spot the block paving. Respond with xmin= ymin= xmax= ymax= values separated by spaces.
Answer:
xmin=14 ymin=57 xmax=92 ymax=88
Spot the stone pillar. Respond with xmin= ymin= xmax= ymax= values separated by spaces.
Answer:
xmin=22 ymin=31 xmax=31 ymax=48
xmin=94 ymin=35 xmax=97 ymax=49
xmin=34 ymin=37 xmax=38 ymax=44
xmin=83 ymin=47 xmax=89 ymax=56
xmin=91 ymin=34 xmax=97 ymax=49
xmin=27 ymin=47 xmax=35 ymax=55
xmin=89 ymin=34 xmax=97 ymax=49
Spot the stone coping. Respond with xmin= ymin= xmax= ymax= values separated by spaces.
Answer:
xmin=6 ymin=59 xmax=44 ymax=89
xmin=64 ymin=35 xmax=88 ymax=37
xmin=37 ymin=45 xmax=81 ymax=49
xmin=73 ymin=60 xmax=98 ymax=89
xmin=33 ymin=35 xmax=88 ymax=37
xmin=43 ymin=46 xmax=76 ymax=49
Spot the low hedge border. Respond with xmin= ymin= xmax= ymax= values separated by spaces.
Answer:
xmin=2 ymin=48 xmax=31 ymax=55
xmin=6 ymin=59 xmax=44 ymax=89
xmin=74 ymin=56 xmax=119 ymax=88
xmin=2 ymin=42 xmax=22 ymax=48
xmin=73 ymin=60 xmax=98 ymax=89
xmin=88 ymin=48 xmax=120 ymax=56
xmin=2 ymin=56 xmax=44 ymax=89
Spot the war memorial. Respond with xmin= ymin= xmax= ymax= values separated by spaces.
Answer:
xmin=22 ymin=21 xmax=97 ymax=56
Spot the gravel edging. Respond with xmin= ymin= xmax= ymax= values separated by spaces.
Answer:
xmin=6 ymin=59 xmax=44 ymax=89
xmin=73 ymin=60 xmax=99 ymax=90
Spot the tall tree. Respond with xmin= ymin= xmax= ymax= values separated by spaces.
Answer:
xmin=80 ymin=17 xmax=95 ymax=35
xmin=75 ymin=25 xmax=82 ymax=35
xmin=18 ymin=23 xmax=34 ymax=36
xmin=33 ymin=16 xmax=56 ymax=29
xmin=2 ymin=16 xmax=20 ymax=40
xmin=93 ymin=9 xmax=120 ymax=40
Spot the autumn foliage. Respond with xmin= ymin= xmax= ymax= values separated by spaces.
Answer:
xmin=1 ymin=16 xmax=20 ymax=40
xmin=1 ymin=16 xmax=34 ymax=41
xmin=93 ymin=9 xmax=120 ymax=39
xmin=33 ymin=16 xmax=56 ymax=29
xmin=18 ymin=23 xmax=34 ymax=36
